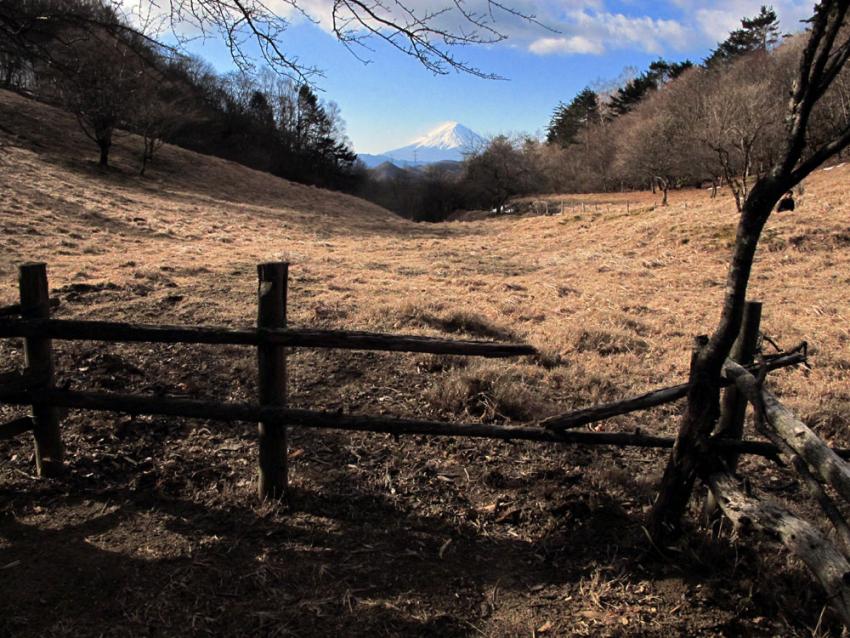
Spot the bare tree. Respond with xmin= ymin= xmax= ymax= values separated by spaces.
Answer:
xmin=652 ymin=0 xmax=850 ymax=540
xmin=49 ymin=29 xmax=145 ymax=166
xmin=615 ymin=89 xmax=691 ymax=205
xmin=131 ymin=70 xmax=193 ymax=175
xmin=463 ymin=135 xmax=538 ymax=211
xmin=1 ymin=0 xmax=547 ymax=84
xmin=701 ymin=54 xmax=787 ymax=211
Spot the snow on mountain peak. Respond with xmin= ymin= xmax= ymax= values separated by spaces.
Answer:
xmin=358 ymin=122 xmax=486 ymax=167
xmin=410 ymin=121 xmax=482 ymax=151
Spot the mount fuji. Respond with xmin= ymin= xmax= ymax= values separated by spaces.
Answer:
xmin=359 ymin=122 xmax=485 ymax=168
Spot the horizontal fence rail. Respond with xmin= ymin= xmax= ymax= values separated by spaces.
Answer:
xmin=0 ymin=416 xmax=34 ymax=441
xmin=0 ymin=261 xmax=812 ymax=502
xmin=0 ymin=386 xmax=838 ymax=460
xmin=0 ymin=297 xmax=60 ymax=318
xmin=0 ymin=261 xmax=542 ymax=497
xmin=540 ymin=350 xmax=807 ymax=432
xmin=0 ymin=318 xmax=537 ymax=358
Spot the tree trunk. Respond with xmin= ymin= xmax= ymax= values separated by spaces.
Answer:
xmin=650 ymin=337 xmax=720 ymax=539
xmin=97 ymin=126 xmax=113 ymax=167
xmin=651 ymin=177 xmax=785 ymax=541
xmin=140 ymin=137 xmax=153 ymax=176
xmin=99 ymin=142 xmax=110 ymax=167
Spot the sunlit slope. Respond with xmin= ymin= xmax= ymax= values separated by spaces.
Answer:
xmin=0 ymin=88 xmax=407 ymax=284
xmin=0 ymin=88 xmax=848 ymax=438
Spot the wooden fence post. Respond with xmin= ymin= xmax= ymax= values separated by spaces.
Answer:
xmin=257 ymin=262 xmax=288 ymax=500
xmin=705 ymin=301 xmax=762 ymax=521
xmin=19 ymin=263 xmax=63 ymax=477
xmin=716 ymin=300 xmax=762 ymax=468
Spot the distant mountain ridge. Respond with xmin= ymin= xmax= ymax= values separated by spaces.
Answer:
xmin=359 ymin=122 xmax=485 ymax=168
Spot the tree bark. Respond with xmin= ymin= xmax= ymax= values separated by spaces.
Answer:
xmin=715 ymin=301 xmax=762 ymax=469
xmin=257 ymin=262 xmax=288 ymax=500
xmin=18 ymin=263 xmax=63 ymax=476
xmin=725 ymin=361 xmax=850 ymax=505
xmin=99 ymin=141 xmax=110 ymax=167
xmin=705 ymin=301 xmax=762 ymax=521
xmin=708 ymin=470 xmax=850 ymax=628
xmin=650 ymin=337 xmax=720 ymax=539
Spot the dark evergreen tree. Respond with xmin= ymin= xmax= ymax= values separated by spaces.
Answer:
xmin=609 ymin=73 xmax=657 ymax=117
xmin=609 ymin=59 xmax=693 ymax=117
xmin=248 ymin=91 xmax=276 ymax=133
xmin=546 ymin=88 xmax=600 ymax=147
xmin=648 ymin=59 xmax=694 ymax=84
xmin=705 ymin=5 xmax=780 ymax=67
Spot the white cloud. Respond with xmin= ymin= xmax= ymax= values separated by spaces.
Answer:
xmin=672 ymin=1 xmax=815 ymax=43
xmin=529 ymin=35 xmax=604 ymax=55
xmin=527 ymin=10 xmax=689 ymax=57
xmin=124 ymin=0 xmax=818 ymax=65
xmin=522 ymin=1 xmax=816 ymax=59
xmin=694 ymin=8 xmax=741 ymax=42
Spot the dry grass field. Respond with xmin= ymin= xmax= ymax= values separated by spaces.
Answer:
xmin=1 ymin=88 xmax=850 ymax=636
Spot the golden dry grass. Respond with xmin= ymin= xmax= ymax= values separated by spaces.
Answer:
xmin=2 ymin=89 xmax=850 ymax=636
xmin=5 ymin=84 xmax=847 ymax=435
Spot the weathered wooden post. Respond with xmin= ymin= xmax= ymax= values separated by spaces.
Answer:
xmin=716 ymin=301 xmax=762 ymax=468
xmin=257 ymin=262 xmax=288 ymax=500
xmin=19 ymin=263 xmax=64 ymax=476
xmin=705 ymin=301 xmax=762 ymax=520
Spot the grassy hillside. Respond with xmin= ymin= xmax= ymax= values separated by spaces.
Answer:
xmin=1 ymin=89 xmax=850 ymax=636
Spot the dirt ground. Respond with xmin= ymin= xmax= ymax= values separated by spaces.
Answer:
xmin=1 ymin=89 xmax=850 ymax=636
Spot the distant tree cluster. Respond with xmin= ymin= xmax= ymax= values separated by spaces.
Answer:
xmin=0 ymin=0 xmax=359 ymax=188
xmin=450 ymin=5 xmax=849 ymax=214
xmin=355 ymin=135 xmax=549 ymax=222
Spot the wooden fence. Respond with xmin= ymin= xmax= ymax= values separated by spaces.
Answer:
xmin=0 ymin=262 xmax=811 ymax=500
xmin=8 ymin=262 xmax=850 ymax=627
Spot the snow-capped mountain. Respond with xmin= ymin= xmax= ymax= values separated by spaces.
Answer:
xmin=359 ymin=122 xmax=485 ymax=168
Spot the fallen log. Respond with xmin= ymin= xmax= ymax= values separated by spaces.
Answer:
xmin=724 ymin=360 xmax=850 ymax=555
xmin=707 ymin=470 xmax=850 ymax=628
xmin=724 ymin=360 xmax=850 ymax=506
xmin=541 ymin=351 xmax=806 ymax=432
xmin=789 ymin=453 xmax=850 ymax=557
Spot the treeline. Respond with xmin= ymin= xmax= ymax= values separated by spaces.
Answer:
xmin=353 ymin=139 xmax=542 ymax=222
xmin=0 ymin=0 xmax=359 ymax=189
xmin=407 ymin=6 xmax=848 ymax=221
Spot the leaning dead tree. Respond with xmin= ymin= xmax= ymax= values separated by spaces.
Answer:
xmin=651 ymin=0 xmax=850 ymax=626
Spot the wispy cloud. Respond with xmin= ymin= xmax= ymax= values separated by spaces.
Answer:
xmin=687 ymin=0 xmax=813 ymax=41
xmin=136 ymin=0 xmax=816 ymax=65
xmin=528 ymin=10 xmax=689 ymax=56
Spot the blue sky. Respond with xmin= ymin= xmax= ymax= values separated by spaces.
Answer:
xmin=179 ymin=1 xmax=814 ymax=154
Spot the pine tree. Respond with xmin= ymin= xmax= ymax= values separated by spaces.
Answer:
xmin=609 ymin=59 xmax=693 ymax=117
xmin=705 ymin=5 xmax=780 ymax=67
xmin=742 ymin=6 xmax=781 ymax=50
xmin=546 ymin=88 xmax=600 ymax=147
